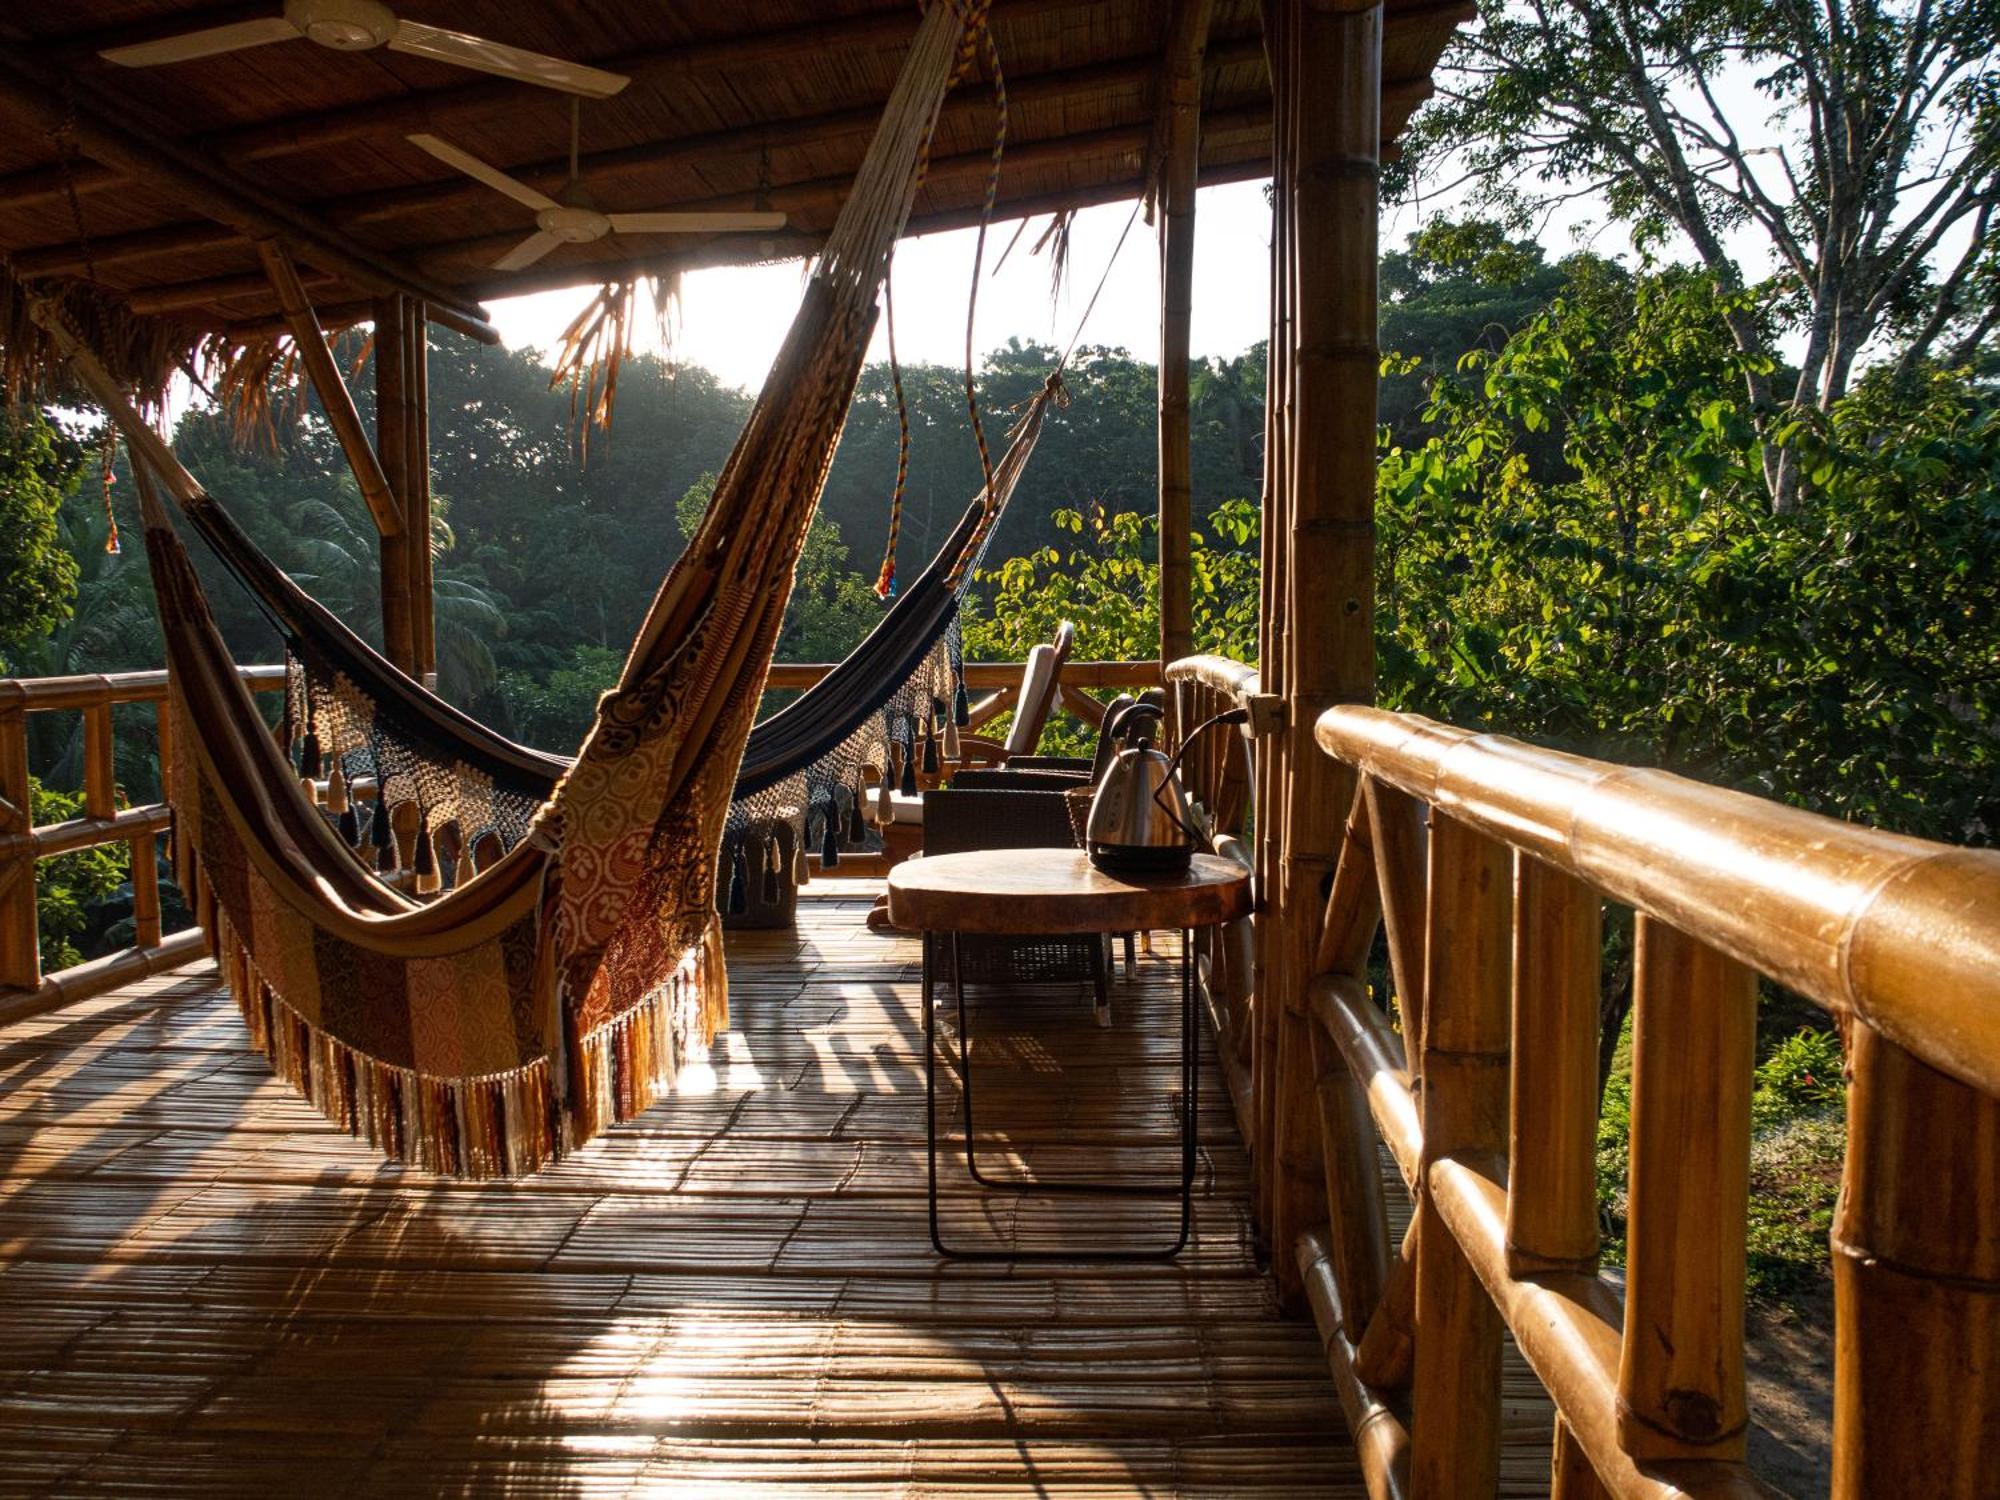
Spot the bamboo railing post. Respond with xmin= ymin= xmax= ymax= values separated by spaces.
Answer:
xmin=1617 ymin=915 xmax=1754 ymax=1460
xmin=1506 ymin=854 xmax=1603 ymax=1276
xmin=1155 ymin=0 xmax=1212 ymax=669
xmin=1365 ymin=777 xmax=1427 ymax=1071
xmin=372 ymin=295 xmax=416 ymax=675
xmin=1832 ymin=1023 xmax=2000 ymax=1497
xmin=1269 ymin=0 xmax=1380 ymax=1309
xmin=1308 ymin=789 xmax=1393 ymax=1336
xmin=82 ymin=701 xmax=116 ymax=820
xmin=0 ymin=705 xmax=36 ymax=992
xmin=1410 ymin=811 xmax=1510 ymax=1499
xmin=1552 ymin=1416 xmax=1612 ymax=1500
xmin=130 ymin=828 xmax=161 ymax=949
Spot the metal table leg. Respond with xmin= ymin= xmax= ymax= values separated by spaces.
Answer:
xmin=928 ymin=926 xmax=1196 ymax=1262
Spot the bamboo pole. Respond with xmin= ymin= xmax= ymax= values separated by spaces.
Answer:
xmin=130 ymin=828 xmax=161 ymax=949
xmin=0 ymin=708 xmax=35 ymax=993
xmin=1617 ymin=916 xmax=1753 ymax=1459
xmin=1410 ymin=812 xmax=1509 ymax=1499
xmin=1832 ymin=1023 xmax=2000 ymax=1497
xmin=1364 ymin=777 xmax=1427 ymax=1070
xmin=372 ymin=296 xmax=416 ymax=676
xmin=1553 ymin=1414 xmax=1612 ymax=1499
xmin=1506 ymin=853 xmax=1602 ymax=1275
xmin=1271 ymin=0 xmax=1380 ymax=1309
xmin=1156 ymin=0 xmax=1214 ymax=669
xmin=255 ymin=240 xmax=401 ymax=537
xmin=1250 ymin=0 xmax=1292 ymax=1230
xmin=405 ymin=296 xmax=436 ymax=685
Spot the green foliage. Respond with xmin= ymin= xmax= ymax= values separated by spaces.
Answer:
xmin=0 ymin=409 xmax=84 ymax=670
xmin=31 ymin=778 xmax=129 ymax=972
xmin=1376 ymin=268 xmax=2000 ymax=844
xmin=497 ymin=644 xmax=625 ymax=750
xmin=962 ymin=498 xmax=1261 ymax=665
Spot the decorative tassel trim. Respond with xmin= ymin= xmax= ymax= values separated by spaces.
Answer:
xmin=206 ymin=911 xmax=715 ymax=1178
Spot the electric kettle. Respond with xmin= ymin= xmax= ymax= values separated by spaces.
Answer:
xmin=1085 ymin=701 xmax=1194 ymax=872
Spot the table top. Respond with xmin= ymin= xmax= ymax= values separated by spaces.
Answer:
xmin=887 ymin=848 xmax=1252 ymax=935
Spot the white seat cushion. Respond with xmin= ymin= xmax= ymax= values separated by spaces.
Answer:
xmin=886 ymin=790 xmax=926 ymax=825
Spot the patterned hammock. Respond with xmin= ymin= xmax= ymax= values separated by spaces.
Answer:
xmin=157 ymin=383 xmax=1053 ymax=910
xmin=116 ymin=0 xmax=990 ymax=1177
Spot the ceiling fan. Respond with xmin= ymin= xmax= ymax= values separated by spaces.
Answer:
xmin=408 ymin=104 xmax=787 ymax=272
xmin=99 ymin=0 xmax=629 ymax=99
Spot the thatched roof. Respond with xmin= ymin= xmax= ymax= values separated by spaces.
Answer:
xmin=0 ymin=0 xmax=1467 ymax=397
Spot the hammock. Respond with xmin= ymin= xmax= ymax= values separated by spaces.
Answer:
xmin=150 ymin=381 xmax=1055 ymax=902
xmin=111 ymin=0 xmax=990 ymax=1177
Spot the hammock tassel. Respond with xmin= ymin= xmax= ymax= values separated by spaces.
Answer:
xmin=413 ymin=813 xmax=440 ymax=896
xmin=726 ymin=843 xmax=748 ymax=915
xmin=762 ymin=834 xmax=782 ymax=904
xmin=920 ymin=713 xmax=940 ymax=776
xmin=454 ymin=844 xmax=478 ymax=889
xmin=846 ymin=781 xmax=868 ymax=844
xmin=953 ymin=680 xmax=971 ymax=727
xmin=819 ymin=803 xmax=841 ymax=868
xmin=299 ymin=727 xmax=322 ymax=780
xmin=898 ymin=736 xmax=918 ymax=796
xmin=325 ymin=758 xmax=350 ymax=815
xmin=943 ymin=714 xmax=961 ymax=763
xmin=875 ymin=761 xmax=895 ymax=825
xmin=338 ymin=803 xmax=361 ymax=848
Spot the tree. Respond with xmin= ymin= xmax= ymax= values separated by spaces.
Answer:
xmin=1396 ymin=0 xmax=2000 ymax=508
xmin=0 ymin=409 xmax=83 ymax=670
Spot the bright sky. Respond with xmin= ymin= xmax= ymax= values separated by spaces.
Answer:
xmin=488 ymin=180 xmax=1281 ymax=390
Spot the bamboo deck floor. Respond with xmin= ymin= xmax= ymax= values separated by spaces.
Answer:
xmin=0 ymin=883 xmax=1551 ymax=1496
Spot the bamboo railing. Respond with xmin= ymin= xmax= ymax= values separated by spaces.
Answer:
xmin=1165 ymin=651 xmax=2000 ymax=1499
xmin=0 ymin=664 xmax=288 ymax=1024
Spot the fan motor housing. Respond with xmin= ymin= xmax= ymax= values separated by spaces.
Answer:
xmin=535 ymin=204 xmax=612 ymax=244
xmin=287 ymin=0 xmax=396 ymax=51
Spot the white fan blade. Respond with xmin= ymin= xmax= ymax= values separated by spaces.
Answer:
xmin=101 ymin=16 xmax=300 ymax=67
xmin=608 ymin=211 xmax=789 ymax=234
xmin=492 ymin=230 xmax=565 ymax=272
xmin=389 ymin=21 xmax=628 ymax=97
xmin=405 ymin=134 xmax=558 ymax=212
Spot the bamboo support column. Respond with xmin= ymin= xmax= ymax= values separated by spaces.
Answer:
xmin=1250 ymin=0 xmax=1293 ymax=1228
xmin=404 ymin=295 xmax=436 ymax=685
xmin=1156 ymin=0 xmax=1213 ymax=669
xmin=1410 ymin=812 xmax=1509 ymax=1499
xmin=0 ymin=708 xmax=35 ymax=992
xmin=1832 ymin=1023 xmax=2000 ymax=1497
xmin=1617 ymin=916 xmax=1754 ymax=1460
xmin=1270 ymin=0 xmax=1381 ymax=1309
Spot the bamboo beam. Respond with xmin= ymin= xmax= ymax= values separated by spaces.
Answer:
xmin=1832 ymin=1023 xmax=2000 ymax=1498
xmin=1409 ymin=812 xmax=1510 ymax=1499
xmin=1617 ymin=917 xmax=1753 ymax=1460
xmin=256 ymin=240 xmax=401 ymax=537
xmin=0 ymin=57 xmax=492 ymax=329
xmin=1155 ymin=0 xmax=1215 ymax=668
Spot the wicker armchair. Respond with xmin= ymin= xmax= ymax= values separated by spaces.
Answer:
xmin=917 ymin=785 xmax=1112 ymax=1021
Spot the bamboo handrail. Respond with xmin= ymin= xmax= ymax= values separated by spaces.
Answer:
xmin=1163 ymin=644 xmax=1995 ymax=1497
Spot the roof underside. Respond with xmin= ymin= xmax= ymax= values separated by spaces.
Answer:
xmin=0 ymin=0 xmax=1465 ymax=355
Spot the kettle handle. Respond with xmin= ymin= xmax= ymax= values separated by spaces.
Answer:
xmin=1104 ymin=698 xmax=1165 ymax=747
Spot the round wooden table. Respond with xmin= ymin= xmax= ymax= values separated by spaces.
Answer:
xmin=888 ymin=848 xmax=1252 ymax=1261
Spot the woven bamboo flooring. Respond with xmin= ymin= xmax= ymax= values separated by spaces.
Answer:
xmin=0 ymin=882 xmax=1550 ymax=1496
